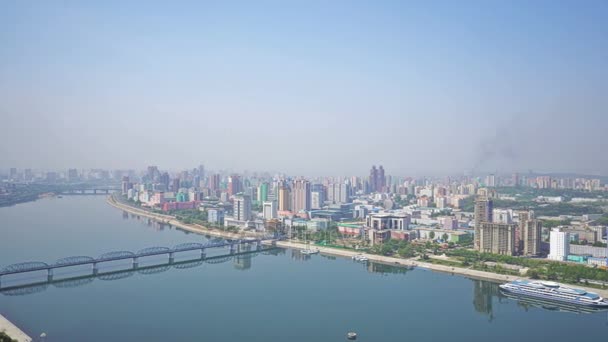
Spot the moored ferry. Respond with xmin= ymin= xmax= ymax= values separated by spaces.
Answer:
xmin=499 ymin=279 xmax=608 ymax=308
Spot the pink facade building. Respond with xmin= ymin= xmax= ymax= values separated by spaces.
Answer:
xmin=161 ymin=201 xmax=199 ymax=212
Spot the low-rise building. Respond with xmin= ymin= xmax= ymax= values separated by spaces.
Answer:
xmin=412 ymin=227 xmax=471 ymax=244
xmin=161 ymin=201 xmax=198 ymax=211
xmin=389 ymin=230 xmax=409 ymax=241
xmin=366 ymin=212 xmax=411 ymax=230
xmin=337 ymin=223 xmax=365 ymax=237
xmin=587 ymin=257 xmax=608 ymax=267
xmin=368 ymin=229 xmax=390 ymax=246
xmin=567 ymin=254 xmax=591 ymax=263
xmin=306 ymin=218 xmax=330 ymax=231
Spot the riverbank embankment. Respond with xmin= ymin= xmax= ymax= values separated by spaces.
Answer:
xmin=0 ymin=314 xmax=32 ymax=342
xmin=106 ymin=195 xmax=608 ymax=297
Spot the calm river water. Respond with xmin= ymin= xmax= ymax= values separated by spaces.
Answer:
xmin=0 ymin=196 xmax=606 ymax=341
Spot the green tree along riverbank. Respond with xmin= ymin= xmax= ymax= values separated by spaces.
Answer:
xmin=0 ymin=332 xmax=17 ymax=342
xmin=446 ymin=249 xmax=608 ymax=285
xmin=364 ymin=236 xmax=608 ymax=287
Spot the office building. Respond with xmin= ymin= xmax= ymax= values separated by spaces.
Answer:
xmin=548 ymin=228 xmax=569 ymax=261
xmin=366 ymin=213 xmax=411 ymax=230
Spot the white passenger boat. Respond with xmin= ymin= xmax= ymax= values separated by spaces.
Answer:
xmin=499 ymin=279 xmax=608 ymax=308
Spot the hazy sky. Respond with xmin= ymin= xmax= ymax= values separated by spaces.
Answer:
xmin=1 ymin=1 xmax=607 ymax=176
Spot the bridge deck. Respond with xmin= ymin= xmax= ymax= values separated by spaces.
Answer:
xmin=0 ymin=237 xmax=277 ymax=277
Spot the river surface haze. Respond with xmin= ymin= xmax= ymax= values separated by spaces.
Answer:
xmin=0 ymin=196 xmax=607 ymax=341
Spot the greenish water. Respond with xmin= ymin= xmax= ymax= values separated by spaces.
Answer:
xmin=0 ymin=196 xmax=606 ymax=341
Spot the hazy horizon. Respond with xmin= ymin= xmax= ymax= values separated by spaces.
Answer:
xmin=1 ymin=1 xmax=607 ymax=176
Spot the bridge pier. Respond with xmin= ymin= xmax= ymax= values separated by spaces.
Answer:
xmin=256 ymin=240 xmax=262 ymax=251
xmin=0 ymin=275 xmax=2 ymax=289
xmin=200 ymin=248 xmax=206 ymax=259
xmin=47 ymin=268 xmax=53 ymax=282
xmin=93 ymin=262 xmax=99 ymax=276
xmin=133 ymin=257 xmax=139 ymax=268
xmin=229 ymin=244 xmax=236 ymax=255
xmin=169 ymin=252 xmax=174 ymax=264
xmin=93 ymin=189 xmax=97 ymax=194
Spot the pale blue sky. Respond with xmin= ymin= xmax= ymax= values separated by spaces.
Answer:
xmin=1 ymin=1 xmax=607 ymax=176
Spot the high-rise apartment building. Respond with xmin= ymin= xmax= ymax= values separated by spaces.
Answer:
xmin=147 ymin=166 xmax=159 ymax=181
xmin=378 ymin=166 xmax=386 ymax=191
xmin=23 ymin=169 xmax=32 ymax=182
xmin=474 ymin=193 xmax=493 ymax=249
xmin=311 ymin=191 xmax=325 ymax=209
xmin=228 ymin=174 xmax=242 ymax=196
xmin=278 ymin=186 xmax=291 ymax=211
xmin=327 ymin=183 xmax=351 ymax=204
xmin=9 ymin=168 xmax=17 ymax=181
xmin=369 ymin=165 xmax=386 ymax=193
xmin=67 ymin=168 xmax=78 ymax=182
xmin=160 ymin=172 xmax=170 ymax=190
xmin=522 ymin=219 xmax=542 ymax=256
xmin=257 ymin=182 xmax=269 ymax=203
xmin=121 ymin=176 xmax=130 ymax=195
xmin=208 ymin=174 xmax=221 ymax=192
xmin=548 ymin=228 xmax=569 ymax=261
xmin=292 ymin=179 xmax=311 ymax=213
xmin=479 ymin=222 xmax=517 ymax=255
xmin=262 ymin=201 xmax=277 ymax=220
xmin=233 ymin=194 xmax=251 ymax=221
xmin=171 ymin=178 xmax=180 ymax=192
xmin=486 ymin=174 xmax=496 ymax=187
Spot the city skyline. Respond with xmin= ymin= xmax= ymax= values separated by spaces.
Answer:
xmin=1 ymin=1 xmax=608 ymax=175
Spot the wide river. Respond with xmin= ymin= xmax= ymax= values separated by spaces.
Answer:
xmin=0 ymin=196 xmax=607 ymax=341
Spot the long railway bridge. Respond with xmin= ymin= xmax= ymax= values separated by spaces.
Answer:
xmin=0 ymin=235 xmax=282 ymax=289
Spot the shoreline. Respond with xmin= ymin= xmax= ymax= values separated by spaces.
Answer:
xmin=0 ymin=314 xmax=32 ymax=342
xmin=106 ymin=195 xmax=608 ymax=297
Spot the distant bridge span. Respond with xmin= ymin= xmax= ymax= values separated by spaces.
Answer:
xmin=0 ymin=235 xmax=282 ymax=287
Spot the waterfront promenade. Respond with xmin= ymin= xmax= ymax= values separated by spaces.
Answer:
xmin=107 ymin=195 xmax=608 ymax=298
xmin=0 ymin=314 xmax=32 ymax=342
